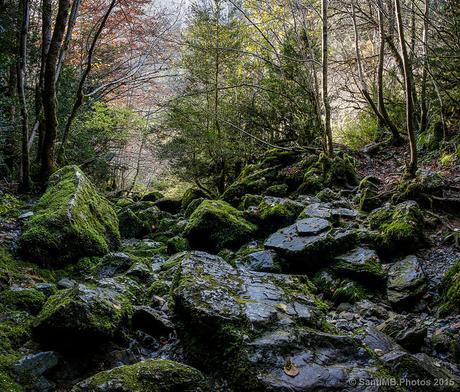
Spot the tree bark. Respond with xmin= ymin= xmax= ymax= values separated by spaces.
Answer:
xmin=419 ymin=0 xmax=429 ymax=134
xmin=17 ymin=0 xmax=31 ymax=191
xmin=395 ymin=0 xmax=417 ymax=177
xmin=58 ymin=0 xmax=117 ymax=163
xmin=322 ymin=0 xmax=333 ymax=155
xmin=376 ymin=0 xmax=402 ymax=143
xmin=41 ymin=0 xmax=71 ymax=183
xmin=35 ymin=0 xmax=52 ymax=163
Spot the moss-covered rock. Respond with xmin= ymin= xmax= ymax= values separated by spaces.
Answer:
xmin=246 ymin=196 xmax=304 ymax=234
xmin=71 ymin=359 xmax=207 ymax=392
xmin=118 ymin=204 xmax=168 ymax=238
xmin=394 ymin=169 xmax=445 ymax=205
xmin=0 ymin=308 xmax=32 ymax=353
xmin=0 ymin=287 xmax=46 ymax=315
xmin=166 ymin=236 xmax=190 ymax=255
xmin=33 ymin=284 xmax=132 ymax=350
xmin=18 ymin=166 xmax=120 ymax=266
xmin=141 ymin=190 xmax=164 ymax=202
xmin=154 ymin=197 xmax=182 ymax=214
xmin=181 ymin=187 xmax=209 ymax=211
xmin=438 ymin=260 xmax=460 ymax=317
xmin=183 ymin=197 xmax=203 ymax=218
xmin=184 ymin=200 xmax=257 ymax=252
xmin=368 ymin=201 xmax=425 ymax=255
xmin=263 ymin=183 xmax=289 ymax=197
xmin=356 ymin=176 xmax=382 ymax=212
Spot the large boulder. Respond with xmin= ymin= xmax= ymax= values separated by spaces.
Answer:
xmin=245 ymin=196 xmax=304 ymax=233
xmin=438 ymin=259 xmax=460 ymax=316
xmin=171 ymin=251 xmax=386 ymax=391
xmin=386 ymin=255 xmax=427 ymax=307
xmin=18 ymin=166 xmax=120 ymax=265
xmin=264 ymin=218 xmax=357 ymax=270
xmin=72 ymin=359 xmax=207 ymax=392
xmin=367 ymin=201 xmax=425 ymax=256
xmin=33 ymin=284 xmax=133 ymax=350
xmin=183 ymin=200 xmax=257 ymax=252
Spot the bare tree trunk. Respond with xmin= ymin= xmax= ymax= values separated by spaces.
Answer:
xmin=376 ymin=0 xmax=402 ymax=144
xmin=57 ymin=0 xmax=117 ymax=163
xmin=322 ymin=0 xmax=333 ymax=155
xmin=3 ymin=64 xmax=17 ymax=175
xmin=17 ymin=0 xmax=31 ymax=191
xmin=35 ymin=0 xmax=52 ymax=164
xmin=395 ymin=0 xmax=417 ymax=177
xmin=41 ymin=0 xmax=72 ymax=184
xmin=419 ymin=0 xmax=429 ymax=134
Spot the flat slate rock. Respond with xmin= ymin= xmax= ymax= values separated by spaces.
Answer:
xmin=296 ymin=217 xmax=331 ymax=235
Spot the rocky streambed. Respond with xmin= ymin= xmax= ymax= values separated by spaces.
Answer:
xmin=0 ymin=154 xmax=459 ymax=391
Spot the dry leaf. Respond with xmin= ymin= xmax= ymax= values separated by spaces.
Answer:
xmin=283 ymin=358 xmax=299 ymax=377
xmin=277 ymin=303 xmax=287 ymax=313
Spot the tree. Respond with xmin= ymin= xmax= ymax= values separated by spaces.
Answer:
xmin=41 ymin=0 xmax=72 ymax=183
xmin=17 ymin=0 xmax=31 ymax=191
xmin=322 ymin=0 xmax=333 ymax=155
xmin=394 ymin=0 xmax=417 ymax=177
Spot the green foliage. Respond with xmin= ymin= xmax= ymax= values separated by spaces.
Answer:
xmin=0 ymin=194 xmax=26 ymax=221
xmin=340 ymin=110 xmax=379 ymax=149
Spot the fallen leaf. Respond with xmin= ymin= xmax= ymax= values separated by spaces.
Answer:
xmin=374 ymin=349 xmax=384 ymax=357
xmin=283 ymin=358 xmax=299 ymax=377
xmin=277 ymin=303 xmax=287 ymax=313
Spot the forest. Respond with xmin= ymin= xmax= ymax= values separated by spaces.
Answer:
xmin=0 ymin=0 xmax=459 ymax=391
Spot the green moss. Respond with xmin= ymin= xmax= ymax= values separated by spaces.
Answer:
xmin=394 ymin=169 xmax=444 ymax=204
xmin=33 ymin=285 xmax=133 ymax=348
xmin=0 ymin=311 xmax=32 ymax=352
xmin=184 ymin=200 xmax=257 ymax=252
xmin=18 ymin=166 xmax=120 ymax=266
xmin=253 ymin=197 xmax=303 ymax=233
xmin=438 ymin=260 xmax=460 ymax=317
xmin=357 ymin=176 xmax=382 ymax=212
xmin=166 ymin=236 xmax=190 ymax=255
xmin=121 ymin=241 xmax=167 ymax=258
xmin=72 ymin=359 xmax=207 ymax=391
xmin=264 ymin=184 xmax=289 ymax=197
xmin=0 ymin=194 xmax=26 ymax=221
xmin=184 ymin=197 xmax=204 ymax=218
xmin=141 ymin=190 xmax=164 ymax=202
xmin=0 ymin=354 xmax=23 ymax=392
xmin=0 ymin=288 xmax=46 ymax=315
xmin=367 ymin=201 xmax=425 ymax=255
xmin=181 ymin=188 xmax=209 ymax=210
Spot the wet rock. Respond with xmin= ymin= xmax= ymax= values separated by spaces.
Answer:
xmin=387 ymin=255 xmax=427 ymax=307
xmin=34 ymin=283 xmax=56 ymax=297
xmin=296 ymin=217 xmax=331 ymax=235
xmin=236 ymin=250 xmax=281 ymax=273
xmin=18 ymin=211 xmax=33 ymax=220
xmin=264 ymin=220 xmax=357 ymax=269
xmin=93 ymin=252 xmax=132 ymax=279
xmin=171 ymin=251 xmax=385 ymax=391
xmin=438 ymin=259 xmax=460 ymax=317
xmin=378 ymin=315 xmax=427 ymax=352
xmin=33 ymin=284 xmax=133 ymax=350
xmin=132 ymin=306 xmax=174 ymax=337
xmin=57 ymin=278 xmax=76 ymax=289
xmin=14 ymin=351 xmax=59 ymax=378
xmin=72 ymin=359 xmax=208 ymax=392
xmin=18 ymin=165 xmax=120 ymax=265
xmin=332 ymin=247 xmax=385 ymax=284
xmin=125 ymin=262 xmax=155 ymax=283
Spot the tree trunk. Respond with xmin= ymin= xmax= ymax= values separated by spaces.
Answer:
xmin=376 ymin=0 xmax=402 ymax=144
xmin=41 ymin=0 xmax=71 ymax=184
xmin=322 ymin=0 xmax=333 ymax=155
xmin=58 ymin=0 xmax=116 ymax=163
xmin=395 ymin=0 xmax=417 ymax=177
xmin=17 ymin=0 xmax=31 ymax=191
xmin=3 ymin=64 xmax=17 ymax=175
xmin=35 ymin=0 xmax=52 ymax=164
xmin=419 ymin=0 xmax=429 ymax=134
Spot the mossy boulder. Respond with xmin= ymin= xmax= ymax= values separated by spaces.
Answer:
xmin=141 ymin=190 xmax=164 ymax=202
xmin=368 ymin=201 xmax=425 ymax=255
xmin=118 ymin=203 xmax=168 ymax=238
xmin=356 ymin=176 xmax=383 ymax=212
xmin=183 ymin=200 xmax=257 ymax=252
xmin=246 ymin=196 xmax=304 ymax=234
xmin=181 ymin=188 xmax=209 ymax=210
xmin=0 ymin=287 xmax=46 ymax=315
xmin=18 ymin=166 xmax=120 ymax=266
xmin=394 ymin=169 xmax=445 ymax=204
xmin=331 ymin=247 xmax=386 ymax=284
xmin=33 ymin=284 xmax=133 ymax=350
xmin=72 ymin=359 xmax=207 ymax=392
xmin=438 ymin=260 xmax=460 ymax=317
xmin=154 ymin=197 xmax=182 ymax=214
